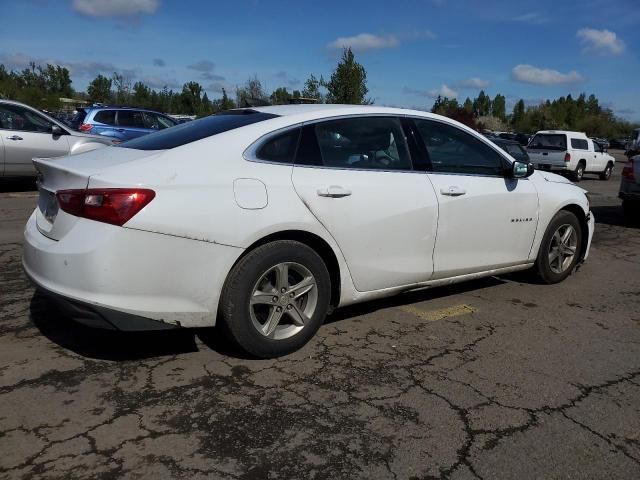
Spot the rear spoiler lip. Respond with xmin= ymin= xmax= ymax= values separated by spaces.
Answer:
xmin=32 ymin=157 xmax=92 ymax=192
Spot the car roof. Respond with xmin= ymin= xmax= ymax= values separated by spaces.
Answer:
xmin=491 ymin=138 xmax=522 ymax=146
xmin=535 ymin=130 xmax=587 ymax=136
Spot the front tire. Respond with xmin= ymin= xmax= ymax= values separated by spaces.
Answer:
xmin=535 ymin=211 xmax=583 ymax=284
xmin=599 ymin=162 xmax=613 ymax=180
xmin=219 ymin=240 xmax=331 ymax=358
xmin=572 ymin=162 xmax=585 ymax=182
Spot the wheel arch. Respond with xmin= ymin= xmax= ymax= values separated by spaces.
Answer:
xmin=559 ymin=204 xmax=589 ymax=263
xmin=233 ymin=230 xmax=342 ymax=309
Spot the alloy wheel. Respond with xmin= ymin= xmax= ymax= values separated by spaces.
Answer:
xmin=548 ymin=224 xmax=578 ymax=274
xmin=249 ymin=262 xmax=318 ymax=340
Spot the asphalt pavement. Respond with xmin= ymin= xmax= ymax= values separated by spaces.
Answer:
xmin=1 ymin=151 xmax=639 ymax=479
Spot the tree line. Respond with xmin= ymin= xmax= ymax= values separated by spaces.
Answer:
xmin=0 ymin=48 xmax=369 ymax=116
xmin=0 ymin=47 xmax=636 ymax=137
xmin=431 ymin=90 xmax=637 ymax=138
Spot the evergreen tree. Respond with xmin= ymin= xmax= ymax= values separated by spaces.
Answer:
xmin=324 ymin=48 xmax=370 ymax=104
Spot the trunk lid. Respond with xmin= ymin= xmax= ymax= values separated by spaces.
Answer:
xmin=33 ymin=147 xmax=162 ymax=240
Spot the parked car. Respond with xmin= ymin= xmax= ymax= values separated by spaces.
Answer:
xmin=0 ymin=100 xmax=115 ymax=177
xmin=70 ymin=106 xmax=178 ymax=142
xmin=490 ymin=138 xmax=530 ymax=164
xmin=620 ymin=155 xmax=640 ymax=217
xmin=590 ymin=137 xmax=610 ymax=150
xmin=626 ymin=128 xmax=640 ymax=158
xmin=24 ymin=105 xmax=594 ymax=358
xmin=609 ymin=138 xmax=628 ymax=150
xmin=527 ymin=130 xmax=615 ymax=181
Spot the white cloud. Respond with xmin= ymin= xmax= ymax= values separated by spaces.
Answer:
xmin=577 ymin=28 xmax=625 ymax=55
xmin=426 ymin=84 xmax=458 ymax=98
xmin=456 ymin=77 xmax=489 ymax=89
xmin=187 ymin=60 xmax=215 ymax=72
xmin=327 ymin=33 xmax=399 ymax=52
xmin=511 ymin=64 xmax=583 ymax=85
xmin=513 ymin=12 xmax=548 ymax=25
xmin=72 ymin=0 xmax=159 ymax=17
xmin=141 ymin=76 xmax=179 ymax=89
xmin=0 ymin=52 xmax=119 ymax=78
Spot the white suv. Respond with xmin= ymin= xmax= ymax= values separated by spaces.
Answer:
xmin=527 ymin=130 xmax=615 ymax=181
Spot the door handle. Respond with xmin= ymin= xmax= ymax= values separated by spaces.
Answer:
xmin=7 ymin=135 xmax=23 ymax=141
xmin=317 ymin=186 xmax=352 ymax=198
xmin=440 ymin=186 xmax=466 ymax=196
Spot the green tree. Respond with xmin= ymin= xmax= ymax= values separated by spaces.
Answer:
xmin=220 ymin=88 xmax=235 ymax=110
xmin=87 ymin=74 xmax=112 ymax=103
xmin=512 ymin=99 xmax=526 ymax=130
xmin=111 ymin=72 xmax=131 ymax=105
xmin=324 ymin=48 xmax=370 ymax=104
xmin=473 ymin=90 xmax=491 ymax=117
xmin=132 ymin=81 xmax=151 ymax=108
xmin=236 ymin=75 xmax=268 ymax=107
xmin=492 ymin=94 xmax=506 ymax=120
xmin=270 ymin=87 xmax=292 ymax=105
xmin=301 ymin=73 xmax=323 ymax=102
xmin=181 ymin=81 xmax=203 ymax=114
xmin=462 ymin=97 xmax=473 ymax=113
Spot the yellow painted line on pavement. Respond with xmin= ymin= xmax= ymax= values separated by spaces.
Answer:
xmin=399 ymin=304 xmax=475 ymax=322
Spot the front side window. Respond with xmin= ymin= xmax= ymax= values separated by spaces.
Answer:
xmin=255 ymin=128 xmax=300 ymax=163
xmin=117 ymin=111 xmax=145 ymax=128
xmin=0 ymin=104 xmax=52 ymax=133
xmin=414 ymin=119 xmax=505 ymax=176
xmin=571 ymin=138 xmax=588 ymax=150
xmin=303 ymin=117 xmax=411 ymax=171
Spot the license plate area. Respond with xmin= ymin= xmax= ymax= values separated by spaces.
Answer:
xmin=38 ymin=186 xmax=59 ymax=224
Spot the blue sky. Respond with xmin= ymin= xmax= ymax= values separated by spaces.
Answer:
xmin=0 ymin=0 xmax=638 ymax=120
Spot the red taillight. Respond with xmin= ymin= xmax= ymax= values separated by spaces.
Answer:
xmin=56 ymin=188 xmax=155 ymax=226
xmin=564 ymin=152 xmax=571 ymax=163
xmin=622 ymin=159 xmax=635 ymax=180
xmin=79 ymin=123 xmax=93 ymax=132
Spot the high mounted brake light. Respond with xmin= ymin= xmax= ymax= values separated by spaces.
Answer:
xmin=56 ymin=188 xmax=155 ymax=226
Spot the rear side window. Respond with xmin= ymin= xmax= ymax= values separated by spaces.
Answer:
xmin=528 ymin=134 xmax=567 ymax=150
xmin=298 ymin=117 xmax=411 ymax=171
xmin=256 ymin=128 xmax=300 ymax=163
xmin=93 ymin=110 xmax=116 ymax=126
xmin=121 ymin=110 xmax=278 ymax=150
xmin=571 ymin=138 xmax=588 ymax=150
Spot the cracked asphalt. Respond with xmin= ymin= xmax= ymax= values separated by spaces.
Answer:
xmin=1 ymin=152 xmax=639 ymax=479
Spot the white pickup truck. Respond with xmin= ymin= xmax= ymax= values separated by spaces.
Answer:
xmin=527 ymin=130 xmax=615 ymax=182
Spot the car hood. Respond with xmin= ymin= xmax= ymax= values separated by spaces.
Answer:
xmin=537 ymin=171 xmax=574 ymax=185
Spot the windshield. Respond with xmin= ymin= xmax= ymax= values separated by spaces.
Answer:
xmin=528 ymin=134 xmax=567 ymax=151
xmin=120 ymin=110 xmax=279 ymax=150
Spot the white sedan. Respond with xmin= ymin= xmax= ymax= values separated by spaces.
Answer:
xmin=23 ymin=105 xmax=595 ymax=357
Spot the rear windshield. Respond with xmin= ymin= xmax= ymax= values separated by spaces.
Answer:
xmin=528 ymin=134 xmax=567 ymax=151
xmin=69 ymin=109 xmax=87 ymax=130
xmin=120 ymin=110 xmax=279 ymax=150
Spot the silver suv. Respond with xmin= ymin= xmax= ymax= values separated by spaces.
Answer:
xmin=0 ymin=100 xmax=115 ymax=177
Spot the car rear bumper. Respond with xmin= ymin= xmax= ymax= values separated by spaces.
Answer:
xmin=23 ymin=210 xmax=243 ymax=329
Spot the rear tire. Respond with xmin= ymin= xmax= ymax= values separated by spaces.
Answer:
xmin=599 ymin=162 xmax=613 ymax=180
xmin=572 ymin=161 xmax=585 ymax=182
xmin=535 ymin=210 xmax=583 ymax=284
xmin=219 ymin=240 xmax=331 ymax=358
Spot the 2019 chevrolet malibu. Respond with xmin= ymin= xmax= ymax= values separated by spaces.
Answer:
xmin=23 ymin=105 xmax=594 ymax=357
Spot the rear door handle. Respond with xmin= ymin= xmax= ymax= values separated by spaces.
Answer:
xmin=7 ymin=135 xmax=23 ymax=141
xmin=317 ymin=185 xmax=352 ymax=198
xmin=440 ymin=186 xmax=466 ymax=196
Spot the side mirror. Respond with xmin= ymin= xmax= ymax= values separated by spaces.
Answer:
xmin=512 ymin=161 xmax=534 ymax=178
xmin=51 ymin=125 xmax=63 ymax=136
